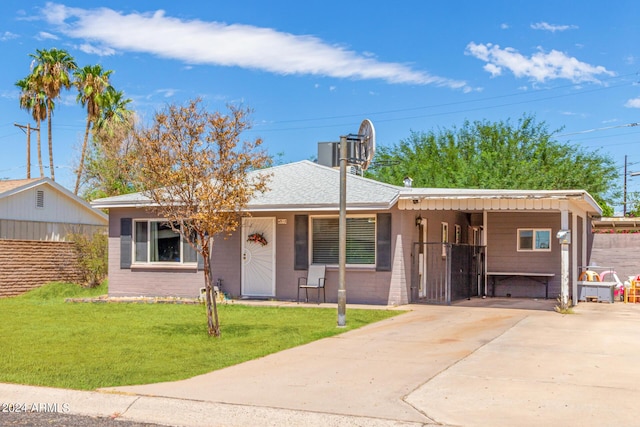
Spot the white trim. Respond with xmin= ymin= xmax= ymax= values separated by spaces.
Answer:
xmin=131 ymin=264 xmax=197 ymax=271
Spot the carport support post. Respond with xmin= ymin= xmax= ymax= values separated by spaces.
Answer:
xmin=560 ymin=209 xmax=570 ymax=307
xmin=560 ymin=241 xmax=570 ymax=306
xmin=337 ymin=135 xmax=347 ymax=327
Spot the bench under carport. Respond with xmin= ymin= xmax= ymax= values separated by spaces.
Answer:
xmin=487 ymin=272 xmax=555 ymax=299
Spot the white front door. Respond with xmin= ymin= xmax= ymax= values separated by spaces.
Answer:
xmin=242 ymin=217 xmax=276 ymax=297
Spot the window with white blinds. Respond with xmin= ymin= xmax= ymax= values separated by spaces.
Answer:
xmin=311 ymin=216 xmax=376 ymax=265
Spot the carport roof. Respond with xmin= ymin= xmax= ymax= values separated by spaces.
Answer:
xmin=399 ymin=187 xmax=602 ymax=215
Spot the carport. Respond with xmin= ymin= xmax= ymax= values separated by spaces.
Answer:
xmin=399 ymin=188 xmax=602 ymax=305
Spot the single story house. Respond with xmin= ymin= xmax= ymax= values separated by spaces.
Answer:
xmin=0 ymin=177 xmax=107 ymax=240
xmin=91 ymin=160 xmax=602 ymax=305
xmin=0 ymin=177 xmax=108 ymax=297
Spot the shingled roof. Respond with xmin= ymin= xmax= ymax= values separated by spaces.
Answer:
xmin=91 ymin=161 xmax=401 ymax=211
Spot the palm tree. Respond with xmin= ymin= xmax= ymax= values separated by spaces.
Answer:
xmin=29 ymin=48 xmax=77 ymax=180
xmin=74 ymin=64 xmax=112 ymax=194
xmin=95 ymin=86 xmax=133 ymax=134
xmin=15 ymin=76 xmax=47 ymax=177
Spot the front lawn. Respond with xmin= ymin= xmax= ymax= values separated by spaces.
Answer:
xmin=0 ymin=282 xmax=402 ymax=390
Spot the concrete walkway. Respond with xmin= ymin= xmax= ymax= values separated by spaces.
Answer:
xmin=1 ymin=299 xmax=639 ymax=426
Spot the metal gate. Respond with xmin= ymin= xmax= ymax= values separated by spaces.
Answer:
xmin=411 ymin=243 xmax=485 ymax=304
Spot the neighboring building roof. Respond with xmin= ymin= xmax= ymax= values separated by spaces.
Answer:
xmin=0 ymin=177 xmax=108 ymax=223
xmin=592 ymin=217 xmax=640 ymax=231
xmin=90 ymin=160 xmax=602 ymax=216
xmin=0 ymin=178 xmax=42 ymax=196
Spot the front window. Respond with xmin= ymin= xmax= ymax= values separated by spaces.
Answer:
xmin=311 ymin=216 xmax=375 ymax=265
xmin=518 ymin=228 xmax=551 ymax=251
xmin=134 ymin=220 xmax=197 ymax=264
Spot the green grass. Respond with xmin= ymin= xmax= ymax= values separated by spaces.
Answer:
xmin=0 ymin=282 xmax=402 ymax=390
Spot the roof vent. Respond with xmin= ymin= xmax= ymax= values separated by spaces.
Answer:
xmin=35 ymin=190 xmax=44 ymax=209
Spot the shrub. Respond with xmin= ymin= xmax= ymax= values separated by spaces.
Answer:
xmin=68 ymin=232 xmax=108 ymax=287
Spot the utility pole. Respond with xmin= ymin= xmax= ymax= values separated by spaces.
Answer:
xmin=338 ymin=134 xmax=347 ymax=327
xmin=14 ymin=123 xmax=40 ymax=179
xmin=624 ymin=155 xmax=628 ymax=216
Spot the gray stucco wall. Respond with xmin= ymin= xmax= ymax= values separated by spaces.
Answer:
xmin=108 ymin=207 xmax=410 ymax=305
xmin=107 ymin=208 xmax=204 ymax=298
xmin=589 ymin=233 xmax=640 ymax=281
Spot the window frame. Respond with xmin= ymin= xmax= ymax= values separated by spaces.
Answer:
xmin=517 ymin=228 xmax=552 ymax=252
xmin=441 ymin=222 xmax=449 ymax=243
xmin=309 ymin=214 xmax=377 ymax=267
xmin=132 ymin=219 xmax=198 ymax=265
xmin=441 ymin=222 xmax=449 ymax=257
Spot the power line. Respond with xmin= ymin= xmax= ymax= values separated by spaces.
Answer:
xmin=250 ymin=81 xmax=634 ymax=133
xmin=258 ymin=72 xmax=639 ymax=126
xmin=558 ymin=122 xmax=640 ymax=137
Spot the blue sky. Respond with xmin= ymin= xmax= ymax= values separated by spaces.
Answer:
xmin=1 ymin=1 xmax=639 ymax=211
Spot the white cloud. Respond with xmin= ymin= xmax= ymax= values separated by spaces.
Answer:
xmin=465 ymin=42 xmax=615 ymax=84
xmin=500 ymin=23 xmax=509 ymax=30
xmin=77 ymin=43 xmax=115 ymax=56
xmin=625 ymin=97 xmax=640 ymax=108
xmin=36 ymin=31 xmax=58 ymax=40
xmin=38 ymin=2 xmax=470 ymax=90
xmin=0 ymin=89 xmax=17 ymax=100
xmin=531 ymin=22 xmax=578 ymax=32
xmin=1 ymin=31 xmax=19 ymax=41
xmin=483 ymin=63 xmax=502 ymax=77
xmin=146 ymin=89 xmax=178 ymax=99
xmin=159 ymin=89 xmax=177 ymax=98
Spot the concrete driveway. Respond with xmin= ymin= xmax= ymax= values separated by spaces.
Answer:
xmin=2 ymin=299 xmax=638 ymax=426
xmin=98 ymin=298 xmax=640 ymax=426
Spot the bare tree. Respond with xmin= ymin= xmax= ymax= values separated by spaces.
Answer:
xmin=132 ymin=98 xmax=270 ymax=336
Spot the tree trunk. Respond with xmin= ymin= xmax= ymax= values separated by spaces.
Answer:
xmin=47 ymin=108 xmax=55 ymax=181
xmin=75 ymin=118 xmax=91 ymax=194
xmin=202 ymin=245 xmax=220 ymax=337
